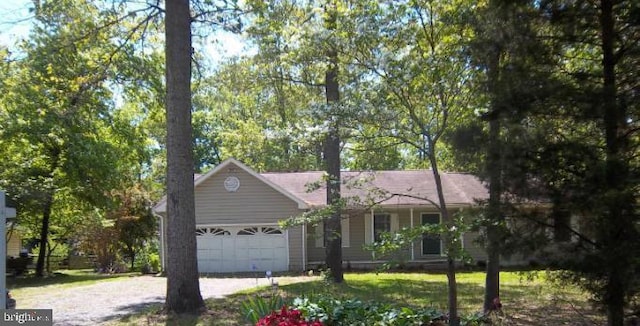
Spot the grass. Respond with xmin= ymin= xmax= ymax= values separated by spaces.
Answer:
xmin=7 ymin=269 xmax=140 ymax=306
xmin=113 ymin=271 xmax=604 ymax=326
xmin=7 ymin=269 xmax=139 ymax=289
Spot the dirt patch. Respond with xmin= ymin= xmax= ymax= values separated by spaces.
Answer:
xmin=502 ymin=298 xmax=605 ymax=325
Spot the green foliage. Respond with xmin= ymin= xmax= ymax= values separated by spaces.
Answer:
xmin=31 ymin=240 xmax=70 ymax=272
xmin=466 ymin=0 xmax=640 ymax=322
xmin=240 ymin=294 xmax=286 ymax=324
xmin=460 ymin=312 xmax=490 ymax=326
xmin=290 ymin=294 xmax=486 ymax=326
xmin=0 ymin=0 xmax=162 ymax=276
xmin=148 ymin=253 xmax=161 ymax=273
xmin=75 ymin=212 xmax=125 ymax=273
xmin=193 ymin=56 xmax=325 ymax=173
xmin=367 ymin=213 xmax=472 ymax=267
xmin=112 ymin=272 xmax=601 ymax=325
xmin=109 ymin=184 xmax=157 ymax=270
xmin=135 ymin=242 xmax=160 ymax=274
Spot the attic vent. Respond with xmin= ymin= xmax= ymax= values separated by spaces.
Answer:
xmin=224 ymin=176 xmax=240 ymax=192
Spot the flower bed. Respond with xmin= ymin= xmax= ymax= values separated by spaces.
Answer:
xmin=246 ymin=294 xmax=488 ymax=326
xmin=256 ymin=305 xmax=323 ymax=326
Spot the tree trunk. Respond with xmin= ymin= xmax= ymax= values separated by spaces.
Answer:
xmin=322 ymin=0 xmax=343 ymax=284
xmin=324 ymin=127 xmax=343 ymax=283
xmin=427 ymin=139 xmax=458 ymax=326
xmin=599 ymin=0 xmax=627 ymax=325
xmin=323 ymin=52 xmax=343 ymax=284
xmin=35 ymin=192 xmax=52 ymax=277
xmin=446 ymin=257 xmax=458 ymax=325
xmin=483 ymin=26 xmax=503 ymax=312
xmin=130 ymin=248 xmax=135 ymax=271
xmin=484 ymin=117 xmax=502 ymax=312
xmin=36 ymin=147 xmax=60 ymax=277
xmin=46 ymin=240 xmax=56 ymax=273
xmin=164 ymin=0 xmax=204 ymax=314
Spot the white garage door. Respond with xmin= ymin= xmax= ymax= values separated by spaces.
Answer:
xmin=196 ymin=226 xmax=288 ymax=273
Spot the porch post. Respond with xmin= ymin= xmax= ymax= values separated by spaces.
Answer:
xmin=302 ymin=224 xmax=306 ymax=271
xmin=410 ymin=208 xmax=415 ymax=261
xmin=159 ymin=214 xmax=166 ymax=271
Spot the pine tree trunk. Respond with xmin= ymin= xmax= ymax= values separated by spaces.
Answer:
xmin=164 ymin=0 xmax=204 ymax=314
xmin=323 ymin=0 xmax=343 ymax=284
xmin=483 ymin=29 xmax=502 ymax=312
xmin=484 ymin=117 xmax=502 ymax=312
xmin=599 ymin=0 xmax=627 ymax=325
xmin=324 ymin=53 xmax=343 ymax=284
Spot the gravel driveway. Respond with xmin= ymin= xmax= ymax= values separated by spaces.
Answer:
xmin=15 ymin=275 xmax=302 ymax=326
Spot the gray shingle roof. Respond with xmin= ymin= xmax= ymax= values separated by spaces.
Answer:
xmin=261 ymin=170 xmax=488 ymax=208
xmin=153 ymin=158 xmax=489 ymax=214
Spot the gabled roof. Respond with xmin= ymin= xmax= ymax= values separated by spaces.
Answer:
xmin=153 ymin=158 xmax=489 ymax=214
xmin=198 ymin=158 xmax=310 ymax=209
xmin=153 ymin=158 xmax=310 ymax=213
xmin=261 ymin=170 xmax=488 ymax=208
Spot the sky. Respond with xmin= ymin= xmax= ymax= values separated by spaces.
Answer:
xmin=0 ymin=0 xmax=33 ymax=49
xmin=0 ymin=0 xmax=249 ymax=64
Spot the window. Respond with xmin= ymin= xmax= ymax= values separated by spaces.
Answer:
xmin=421 ymin=213 xmax=441 ymax=255
xmin=195 ymin=227 xmax=230 ymax=236
xmin=261 ymin=227 xmax=282 ymax=235
xmin=314 ymin=217 xmax=350 ymax=248
xmin=238 ymin=227 xmax=259 ymax=235
xmin=374 ymin=213 xmax=391 ymax=242
xmin=364 ymin=213 xmax=398 ymax=245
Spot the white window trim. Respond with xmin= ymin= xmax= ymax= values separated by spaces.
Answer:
xmin=364 ymin=212 xmax=399 ymax=245
xmin=314 ymin=216 xmax=350 ymax=248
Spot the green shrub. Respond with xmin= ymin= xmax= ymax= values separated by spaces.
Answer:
xmin=240 ymin=294 xmax=286 ymax=324
xmin=148 ymin=253 xmax=161 ymax=273
xmin=460 ymin=312 xmax=490 ymax=326
xmin=291 ymin=295 xmax=446 ymax=326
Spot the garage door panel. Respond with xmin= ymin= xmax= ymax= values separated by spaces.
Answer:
xmin=196 ymin=225 xmax=288 ymax=273
xmin=222 ymin=238 xmax=235 ymax=250
xmin=259 ymin=248 xmax=273 ymax=258
xmin=236 ymin=248 xmax=250 ymax=260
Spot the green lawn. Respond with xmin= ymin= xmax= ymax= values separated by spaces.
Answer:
xmin=115 ymin=271 xmax=604 ymax=325
xmin=7 ymin=269 xmax=139 ymax=302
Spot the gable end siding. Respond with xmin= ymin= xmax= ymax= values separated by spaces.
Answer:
xmin=195 ymin=168 xmax=301 ymax=224
xmin=194 ymin=167 xmax=304 ymax=271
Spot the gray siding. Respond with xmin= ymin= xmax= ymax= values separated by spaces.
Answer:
xmin=307 ymin=208 xmax=488 ymax=266
xmin=194 ymin=166 xmax=305 ymax=271
xmin=195 ymin=168 xmax=302 ymax=224
xmin=288 ymin=225 xmax=304 ymax=270
xmin=165 ymin=160 xmax=491 ymax=272
xmin=463 ymin=231 xmax=488 ymax=262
